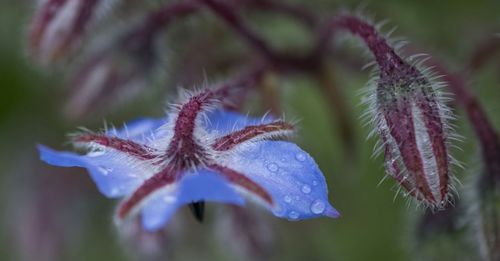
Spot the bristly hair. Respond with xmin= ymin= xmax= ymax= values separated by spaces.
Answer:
xmin=346 ymin=12 xmax=462 ymax=210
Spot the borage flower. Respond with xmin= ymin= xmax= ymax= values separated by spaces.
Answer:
xmin=38 ymin=85 xmax=339 ymax=231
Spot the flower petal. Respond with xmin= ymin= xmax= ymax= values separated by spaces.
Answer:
xmin=107 ymin=117 xmax=167 ymax=143
xmin=38 ymin=144 xmax=149 ymax=198
xmin=141 ymin=170 xmax=244 ymax=231
xmin=222 ymin=141 xmax=340 ymax=220
xmin=205 ymin=110 xmax=274 ymax=136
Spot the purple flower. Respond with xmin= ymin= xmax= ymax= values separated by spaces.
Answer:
xmin=38 ymin=86 xmax=339 ymax=231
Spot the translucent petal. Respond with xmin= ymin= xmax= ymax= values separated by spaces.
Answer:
xmin=223 ymin=141 xmax=340 ymax=220
xmin=38 ymin=145 xmax=150 ymax=198
xmin=205 ymin=110 xmax=274 ymax=136
xmin=108 ymin=117 xmax=167 ymax=143
xmin=141 ymin=170 xmax=244 ymax=231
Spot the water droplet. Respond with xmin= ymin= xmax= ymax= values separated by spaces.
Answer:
xmin=97 ymin=166 xmax=112 ymax=175
xmin=267 ymin=163 xmax=279 ymax=172
xmin=295 ymin=153 xmax=306 ymax=162
xmin=279 ymin=169 xmax=289 ymax=175
xmin=88 ymin=149 xmax=106 ymax=157
xmin=110 ymin=187 xmax=119 ymax=196
xmin=301 ymin=185 xmax=311 ymax=194
xmin=163 ymin=195 xmax=175 ymax=203
xmin=288 ymin=211 xmax=299 ymax=220
xmin=310 ymin=199 xmax=326 ymax=214
xmin=284 ymin=195 xmax=292 ymax=203
xmin=280 ymin=157 xmax=287 ymax=162
xmin=312 ymin=180 xmax=318 ymax=186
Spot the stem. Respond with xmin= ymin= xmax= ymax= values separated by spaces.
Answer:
xmin=448 ymin=74 xmax=500 ymax=180
xmin=259 ymin=72 xmax=282 ymax=116
xmin=246 ymin=0 xmax=317 ymax=28
xmin=314 ymin=63 xmax=356 ymax=159
xmin=425 ymin=59 xmax=500 ymax=181
xmin=120 ymin=0 xmax=200 ymax=49
xmin=312 ymin=15 xmax=409 ymax=78
xmin=199 ymin=0 xmax=321 ymax=71
xmin=467 ymin=36 xmax=500 ymax=73
xmin=200 ymin=0 xmax=277 ymax=62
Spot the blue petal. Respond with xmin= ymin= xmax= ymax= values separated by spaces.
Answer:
xmin=38 ymin=145 xmax=144 ymax=198
xmin=141 ymin=170 xmax=244 ymax=231
xmin=107 ymin=117 xmax=167 ymax=142
xmin=205 ymin=110 xmax=274 ymax=136
xmin=225 ymin=141 xmax=340 ymax=220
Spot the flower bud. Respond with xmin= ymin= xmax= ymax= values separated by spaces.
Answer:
xmin=28 ymin=0 xmax=116 ymax=64
xmin=333 ymin=15 xmax=456 ymax=207
xmin=63 ymin=1 xmax=198 ymax=118
xmin=64 ymin=33 xmax=156 ymax=119
xmin=373 ymin=63 xmax=453 ymax=207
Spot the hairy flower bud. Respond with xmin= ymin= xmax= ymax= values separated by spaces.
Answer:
xmin=328 ymin=15 xmax=457 ymax=207
xmin=373 ymin=61 xmax=453 ymax=207
xmin=28 ymin=0 xmax=116 ymax=64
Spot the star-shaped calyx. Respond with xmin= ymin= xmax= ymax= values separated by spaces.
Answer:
xmin=39 ymin=78 xmax=339 ymax=231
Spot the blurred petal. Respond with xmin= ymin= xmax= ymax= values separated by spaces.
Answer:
xmin=205 ymin=110 xmax=274 ymax=135
xmin=223 ymin=141 xmax=340 ymax=220
xmin=215 ymin=206 xmax=275 ymax=261
xmin=37 ymin=144 xmax=153 ymax=197
xmin=107 ymin=117 xmax=167 ymax=142
xmin=141 ymin=170 xmax=244 ymax=231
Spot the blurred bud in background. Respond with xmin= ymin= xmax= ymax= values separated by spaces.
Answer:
xmin=215 ymin=206 xmax=275 ymax=261
xmin=64 ymin=23 xmax=159 ymax=119
xmin=4 ymin=156 xmax=89 ymax=261
xmin=117 ymin=218 xmax=180 ymax=261
xmin=28 ymin=0 xmax=117 ymax=65
xmin=412 ymin=202 xmax=477 ymax=261
xmin=63 ymin=1 xmax=199 ymax=119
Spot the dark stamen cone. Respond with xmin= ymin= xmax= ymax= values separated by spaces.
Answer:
xmin=189 ymin=201 xmax=205 ymax=223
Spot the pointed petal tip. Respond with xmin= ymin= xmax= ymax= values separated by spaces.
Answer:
xmin=36 ymin=144 xmax=85 ymax=168
xmin=324 ymin=205 xmax=341 ymax=219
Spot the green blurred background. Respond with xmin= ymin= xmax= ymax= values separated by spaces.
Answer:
xmin=1 ymin=0 xmax=500 ymax=260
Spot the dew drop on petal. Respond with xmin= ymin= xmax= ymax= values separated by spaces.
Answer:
xmin=288 ymin=211 xmax=299 ymax=220
xmin=279 ymin=169 xmax=289 ymax=175
xmin=312 ymin=180 xmax=318 ymax=186
xmin=284 ymin=195 xmax=292 ymax=203
xmin=88 ymin=149 xmax=106 ymax=157
xmin=301 ymin=185 xmax=311 ymax=194
xmin=310 ymin=199 xmax=326 ymax=214
xmin=110 ymin=187 xmax=119 ymax=196
xmin=267 ymin=163 xmax=279 ymax=172
xmin=97 ymin=166 xmax=112 ymax=176
xmin=295 ymin=153 xmax=306 ymax=162
xmin=163 ymin=195 xmax=175 ymax=203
